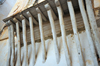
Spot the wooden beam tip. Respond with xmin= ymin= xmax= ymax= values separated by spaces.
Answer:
xmin=26 ymin=11 xmax=32 ymax=17
xmin=44 ymin=3 xmax=51 ymax=10
xmin=8 ymin=20 xmax=12 ymax=24
xmin=55 ymin=0 xmax=60 ymax=6
xmin=20 ymin=15 xmax=25 ymax=19
xmin=13 ymin=18 xmax=17 ymax=21
xmin=36 ymin=7 xmax=41 ymax=13
xmin=8 ymin=20 xmax=11 ymax=22
xmin=13 ymin=18 xmax=20 ymax=23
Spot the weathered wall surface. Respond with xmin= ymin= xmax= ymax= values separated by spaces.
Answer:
xmin=0 ymin=0 xmax=17 ymax=30
xmin=0 ymin=28 xmax=100 ymax=66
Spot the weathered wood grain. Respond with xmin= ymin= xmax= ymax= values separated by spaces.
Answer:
xmin=78 ymin=0 xmax=98 ymax=66
xmin=86 ymin=0 xmax=100 ymax=58
xmin=45 ymin=3 xmax=60 ymax=64
xmin=55 ymin=0 xmax=71 ymax=65
xmin=67 ymin=1 xmax=84 ymax=66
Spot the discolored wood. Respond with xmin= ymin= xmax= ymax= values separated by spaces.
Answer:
xmin=85 ymin=0 xmax=100 ymax=58
xmin=16 ymin=21 xmax=21 ymax=66
xmin=36 ymin=8 xmax=46 ymax=62
xmin=78 ymin=0 xmax=98 ymax=66
xmin=45 ymin=3 xmax=60 ymax=64
xmin=67 ymin=1 xmax=84 ymax=66
xmin=55 ymin=0 xmax=71 ymax=65
xmin=22 ymin=19 xmax=28 ymax=66
xmin=27 ymin=11 xmax=36 ymax=66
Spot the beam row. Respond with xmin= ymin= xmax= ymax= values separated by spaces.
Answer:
xmin=6 ymin=0 xmax=100 ymax=66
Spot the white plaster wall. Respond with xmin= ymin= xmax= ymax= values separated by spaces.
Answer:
xmin=0 ymin=28 xmax=100 ymax=66
xmin=0 ymin=0 xmax=17 ymax=30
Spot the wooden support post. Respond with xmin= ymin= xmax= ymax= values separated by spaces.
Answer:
xmin=78 ymin=0 xmax=98 ymax=66
xmin=85 ymin=0 xmax=100 ymax=58
xmin=22 ymin=18 xmax=28 ymax=66
xmin=6 ymin=22 xmax=12 ymax=66
xmin=45 ymin=3 xmax=60 ymax=64
xmin=55 ymin=0 xmax=71 ymax=66
xmin=13 ymin=18 xmax=21 ymax=66
xmin=27 ymin=11 xmax=36 ymax=65
xmin=36 ymin=8 xmax=46 ymax=63
xmin=8 ymin=20 xmax=15 ymax=66
xmin=67 ymin=1 xmax=84 ymax=66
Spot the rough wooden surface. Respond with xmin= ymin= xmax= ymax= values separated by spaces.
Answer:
xmin=8 ymin=0 xmax=45 ymax=17
xmin=55 ymin=0 xmax=71 ymax=65
xmin=37 ymin=8 xmax=46 ymax=63
xmin=27 ymin=11 xmax=36 ymax=66
xmin=78 ymin=0 xmax=99 ymax=66
xmin=1 ymin=28 xmax=100 ymax=66
xmin=45 ymin=3 xmax=60 ymax=63
xmin=6 ymin=24 xmax=11 ymax=66
xmin=22 ymin=19 xmax=28 ymax=66
xmin=16 ymin=22 xmax=21 ymax=66
xmin=6 ymin=0 xmax=100 ymax=18
xmin=0 ymin=0 xmax=100 ymax=66
xmin=67 ymin=1 xmax=84 ymax=66
xmin=20 ymin=13 xmax=84 ymax=44
xmin=86 ymin=0 xmax=100 ymax=58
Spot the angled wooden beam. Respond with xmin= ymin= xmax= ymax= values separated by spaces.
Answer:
xmin=55 ymin=0 xmax=71 ymax=66
xmin=85 ymin=0 xmax=100 ymax=58
xmin=36 ymin=7 xmax=48 ymax=22
xmin=78 ymin=0 xmax=98 ymax=66
xmin=67 ymin=1 xmax=84 ymax=66
xmin=8 ymin=20 xmax=15 ymax=66
xmin=6 ymin=21 xmax=12 ymax=66
xmin=14 ymin=19 xmax=21 ymax=66
xmin=27 ymin=11 xmax=38 ymax=25
xmin=20 ymin=15 xmax=29 ymax=27
xmin=27 ymin=11 xmax=36 ymax=65
xmin=13 ymin=18 xmax=21 ymax=66
xmin=22 ymin=17 xmax=28 ymax=66
xmin=36 ymin=7 xmax=46 ymax=63
xmin=45 ymin=3 xmax=60 ymax=64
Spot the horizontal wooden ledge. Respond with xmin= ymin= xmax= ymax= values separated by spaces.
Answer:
xmin=19 ymin=12 xmax=85 ymax=45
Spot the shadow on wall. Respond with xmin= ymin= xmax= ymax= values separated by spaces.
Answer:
xmin=0 ymin=0 xmax=6 ymax=5
xmin=0 ymin=0 xmax=17 ymax=30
